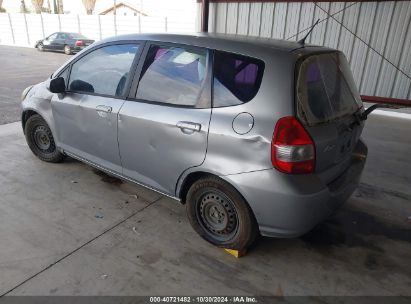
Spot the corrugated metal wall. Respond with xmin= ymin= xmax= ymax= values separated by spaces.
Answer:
xmin=198 ymin=1 xmax=411 ymax=100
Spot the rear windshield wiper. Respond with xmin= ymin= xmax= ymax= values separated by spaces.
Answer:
xmin=351 ymin=104 xmax=404 ymax=126
xmin=362 ymin=104 xmax=403 ymax=120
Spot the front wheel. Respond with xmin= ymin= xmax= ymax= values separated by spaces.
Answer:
xmin=186 ymin=176 xmax=258 ymax=250
xmin=24 ymin=114 xmax=64 ymax=163
xmin=37 ymin=43 xmax=44 ymax=52
xmin=64 ymin=45 xmax=72 ymax=55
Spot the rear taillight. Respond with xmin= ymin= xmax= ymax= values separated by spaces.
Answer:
xmin=271 ymin=116 xmax=315 ymax=174
xmin=75 ymin=40 xmax=84 ymax=46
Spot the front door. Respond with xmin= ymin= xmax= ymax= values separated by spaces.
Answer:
xmin=118 ymin=43 xmax=212 ymax=195
xmin=43 ymin=33 xmax=57 ymax=50
xmin=52 ymin=43 xmax=142 ymax=173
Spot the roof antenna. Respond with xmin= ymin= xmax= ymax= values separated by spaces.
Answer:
xmin=298 ymin=19 xmax=320 ymax=46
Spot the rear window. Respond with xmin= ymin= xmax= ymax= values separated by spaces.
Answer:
xmin=213 ymin=51 xmax=264 ymax=107
xmin=296 ymin=52 xmax=362 ymax=125
xmin=69 ymin=33 xmax=87 ymax=39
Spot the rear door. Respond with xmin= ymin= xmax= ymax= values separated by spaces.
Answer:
xmin=52 ymin=33 xmax=66 ymax=51
xmin=295 ymin=52 xmax=364 ymax=184
xmin=118 ymin=42 xmax=212 ymax=195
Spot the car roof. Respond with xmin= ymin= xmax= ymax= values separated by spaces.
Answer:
xmin=54 ymin=32 xmax=85 ymax=36
xmin=53 ymin=32 xmax=334 ymax=77
xmin=97 ymin=32 xmax=332 ymax=54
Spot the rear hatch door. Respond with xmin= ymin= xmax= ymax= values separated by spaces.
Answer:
xmin=295 ymin=51 xmax=364 ymax=184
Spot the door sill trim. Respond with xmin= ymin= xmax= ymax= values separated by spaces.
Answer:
xmin=63 ymin=150 xmax=181 ymax=202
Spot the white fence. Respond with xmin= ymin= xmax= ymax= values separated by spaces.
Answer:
xmin=0 ymin=13 xmax=196 ymax=47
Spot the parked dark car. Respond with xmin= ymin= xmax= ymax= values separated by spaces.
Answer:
xmin=35 ymin=32 xmax=94 ymax=55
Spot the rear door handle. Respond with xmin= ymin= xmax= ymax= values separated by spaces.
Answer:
xmin=176 ymin=121 xmax=201 ymax=133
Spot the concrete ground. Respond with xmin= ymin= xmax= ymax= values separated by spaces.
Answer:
xmin=0 ymin=114 xmax=410 ymax=297
xmin=0 ymin=45 xmax=410 ymax=297
xmin=0 ymin=46 xmax=67 ymax=125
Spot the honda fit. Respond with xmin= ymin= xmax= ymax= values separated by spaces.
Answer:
xmin=21 ymin=33 xmax=368 ymax=250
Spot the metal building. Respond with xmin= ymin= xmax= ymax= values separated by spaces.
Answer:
xmin=197 ymin=1 xmax=411 ymax=102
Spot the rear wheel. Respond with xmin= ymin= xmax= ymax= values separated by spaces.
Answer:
xmin=64 ymin=45 xmax=72 ymax=55
xmin=24 ymin=114 xmax=64 ymax=163
xmin=186 ymin=176 xmax=258 ymax=250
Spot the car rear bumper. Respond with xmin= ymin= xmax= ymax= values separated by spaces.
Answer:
xmin=222 ymin=139 xmax=368 ymax=238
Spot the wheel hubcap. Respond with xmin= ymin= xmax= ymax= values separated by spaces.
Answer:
xmin=198 ymin=191 xmax=238 ymax=240
xmin=33 ymin=126 xmax=51 ymax=150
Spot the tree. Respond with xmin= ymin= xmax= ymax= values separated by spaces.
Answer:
xmin=57 ymin=0 xmax=63 ymax=14
xmin=52 ymin=0 xmax=63 ymax=14
xmin=20 ymin=0 xmax=29 ymax=13
xmin=82 ymin=0 xmax=96 ymax=15
xmin=31 ymin=0 xmax=44 ymax=14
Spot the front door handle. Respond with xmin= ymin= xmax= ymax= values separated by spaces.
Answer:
xmin=96 ymin=105 xmax=112 ymax=113
xmin=96 ymin=105 xmax=112 ymax=117
xmin=176 ymin=121 xmax=201 ymax=134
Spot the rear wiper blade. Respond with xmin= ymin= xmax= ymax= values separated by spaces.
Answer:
xmin=351 ymin=104 xmax=404 ymax=126
xmin=361 ymin=104 xmax=403 ymax=120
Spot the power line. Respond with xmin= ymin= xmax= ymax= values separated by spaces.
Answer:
xmin=313 ymin=2 xmax=411 ymax=81
xmin=286 ymin=2 xmax=359 ymax=41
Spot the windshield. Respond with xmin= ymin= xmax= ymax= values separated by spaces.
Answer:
xmin=296 ymin=52 xmax=362 ymax=125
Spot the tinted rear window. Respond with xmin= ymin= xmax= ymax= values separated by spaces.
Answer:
xmin=69 ymin=33 xmax=88 ymax=39
xmin=296 ymin=52 xmax=362 ymax=125
xmin=213 ymin=51 xmax=264 ymax=107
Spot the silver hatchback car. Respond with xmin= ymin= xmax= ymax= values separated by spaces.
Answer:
xmin=21 ymin=33 xmax=367 ymax=250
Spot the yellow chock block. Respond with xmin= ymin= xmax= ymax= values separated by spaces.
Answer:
xmin=224 ymin=248 xmax=247 ymax=258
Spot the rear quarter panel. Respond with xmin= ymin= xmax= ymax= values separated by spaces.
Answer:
xmin=201 ymin=49 xmax=296 ymax=175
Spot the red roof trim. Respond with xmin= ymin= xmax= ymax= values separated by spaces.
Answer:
xmin=361 ymin=95 xmax=411 ymax=107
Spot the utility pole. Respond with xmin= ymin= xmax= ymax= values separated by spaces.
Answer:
xmin=53 ymin=0 xmax=57 ymax=14
xmin=57 ymin=0 xmax=63 ymax=14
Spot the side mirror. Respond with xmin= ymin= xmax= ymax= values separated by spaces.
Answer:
xmin=49 ymin=77 xmax=66 ymax=93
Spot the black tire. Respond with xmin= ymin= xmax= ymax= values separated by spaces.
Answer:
xmin=24 ymin=114 xmax=64 ymax=163
xmin=37 ymin=43 xmax=44 ymax=52
xmin=64 ymin=45 xmax=72 ymax=55
xmin=186 ymin=176 xmax=259 ymax=250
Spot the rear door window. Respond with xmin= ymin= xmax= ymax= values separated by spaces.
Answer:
xmin=213 ymin=51 xmax=264 ymax=107
xmin=296 ymin=52 xmax=362 ymax=125
xmin=136 ymin=44 xmax=209 ymax=108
